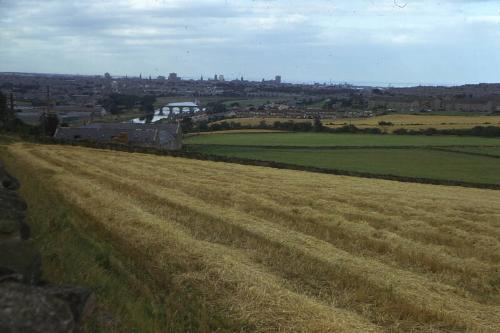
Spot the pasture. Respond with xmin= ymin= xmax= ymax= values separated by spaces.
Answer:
xmin=184 ymin=132 xmax=500 ymax=147
xmin=441 ymin=146 xmax=500 ymax=157
xmin=184 ymin=132 xmax=500 ymax=186
xmin=186 ymin=146 xmax=500 ymax=185
xmin=3 ymin=143 xmax=500 ymax=332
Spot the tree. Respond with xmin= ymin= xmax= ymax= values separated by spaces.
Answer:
xmin=0 ymin=91 xmax=8 ymax=121
xmin=180 ymin=117 xmax=193 ymax=133
xmin=206 ymin=102 xmax=227 ymax=114
xmin=140 ymin=95 xmax=156 ymax=114
xmin=99 ymin=93 xmax=139 ymax=115
xmin=40 ymin=113 xmax=59 ymax=136
xmin=313 ymin=116 xmax=324 ymax=132
xmin=0 ymin=91 xmax=16 ymax=131
xmin=197 ymin=121 xmax=209 ymax=132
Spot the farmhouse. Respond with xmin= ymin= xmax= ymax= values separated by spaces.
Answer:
xmin=54 ymin=122 xmax=182 ymax=150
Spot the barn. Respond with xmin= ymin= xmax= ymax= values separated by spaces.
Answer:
xmin=54 ymin=122 xmax=182 ymax=150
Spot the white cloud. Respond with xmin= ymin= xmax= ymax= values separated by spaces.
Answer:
xmin=1 ymin=0 xmax=500 ymax=83
xmin=466 ymin=15 xmax=500 ymax=23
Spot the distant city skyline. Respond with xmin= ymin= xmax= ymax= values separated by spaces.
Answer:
xmin=1 ymin=0 xmax=500 ymax=86
xmin=0 ymin=70 xmax=470 ymax=88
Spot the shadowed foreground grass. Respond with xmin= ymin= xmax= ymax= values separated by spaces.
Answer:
xmin=3 ymin=142 xmax=500 ymax=332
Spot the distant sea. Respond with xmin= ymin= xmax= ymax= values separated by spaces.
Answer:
xmin=285 ymin=80 xmax=459 ymax=88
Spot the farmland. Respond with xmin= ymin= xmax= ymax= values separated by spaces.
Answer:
xmin=3 ymin=143 xmax=500 ymax=332
xmin=441 ymin=146 xmax=500 ymax=157
xmin=211 ymin=117 xmax=315 ymax=126
xmin=185 ymin=132 xmax=500 ymax=186
xmin=184 ymin=132 xmax=500 ymax=147
xmin=187 ymin=145 xmax=500 ymax=185
xmin=214 ymin=115 xmax=500 ymax=132
xmin=325 ymin=114 xmax=500 ymax=131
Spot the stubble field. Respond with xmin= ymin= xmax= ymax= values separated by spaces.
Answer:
xmin=4 ymin=142 xmax=500 ymax=332
xmin=214 ymin=115 xmax=500 ymax=132
xmin=325 ymin=114 xmax=500 ymax=131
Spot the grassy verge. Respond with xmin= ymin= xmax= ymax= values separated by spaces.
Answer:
xmin=0 ymin=145 xmax=251 ymax=333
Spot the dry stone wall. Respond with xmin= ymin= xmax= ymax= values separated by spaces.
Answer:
xmin=0 ymin=161 xmax=95 ymax=332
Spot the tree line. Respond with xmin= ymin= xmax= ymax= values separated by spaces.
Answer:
xmin=185 ymin=116 xmax=500 ymax=137
xmin=98 ymin=94 xmax=156 ymax=115
xmin=0 ymin=91 xmax=59 ymax=136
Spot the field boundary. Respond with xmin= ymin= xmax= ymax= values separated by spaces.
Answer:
xmin=13 ymin=136 xmax=500 ymax=190
xmin=429 ymin=147 xmax=500 ymax=159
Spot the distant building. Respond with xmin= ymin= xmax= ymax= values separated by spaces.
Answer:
xmin=218 ymin=74 xmax=225 ymax=82
xmin=168 ymin=73 xmax=179 ymax=81
xmin=275 ymin=75 xmax=282 ymax=84
xmin=54 ymin=123 xmax=182 ymax=150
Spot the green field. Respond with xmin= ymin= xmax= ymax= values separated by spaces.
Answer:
xmin=441 ymin=146 xmax=500 ymax=157
xmin=186 ymin=146 xmax=500 ymax=185
xmin=185 ymin=132 xmax=500 ymax=147
xmin=222 ymin=97 xmax=286 ymax=107
xmin=185 ymin=132 xmax=500 ymax=186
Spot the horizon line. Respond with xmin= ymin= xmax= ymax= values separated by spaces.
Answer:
xmin=1 ymin=71 xmax=499 ymax=89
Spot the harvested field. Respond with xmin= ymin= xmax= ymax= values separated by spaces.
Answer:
xmin=5 ymin=142 xmax=500 ymax=332
xmin=210 ymin=115 xmax=500 ymax=132
xmin=325 ymin=114 xmax=500 ymax=132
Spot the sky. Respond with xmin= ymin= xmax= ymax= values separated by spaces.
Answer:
xmin=1 ymin=0 xmax=500 ymax=86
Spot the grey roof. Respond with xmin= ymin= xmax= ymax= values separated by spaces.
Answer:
xmin=54 ymin=122 xmax=180 ymax=147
